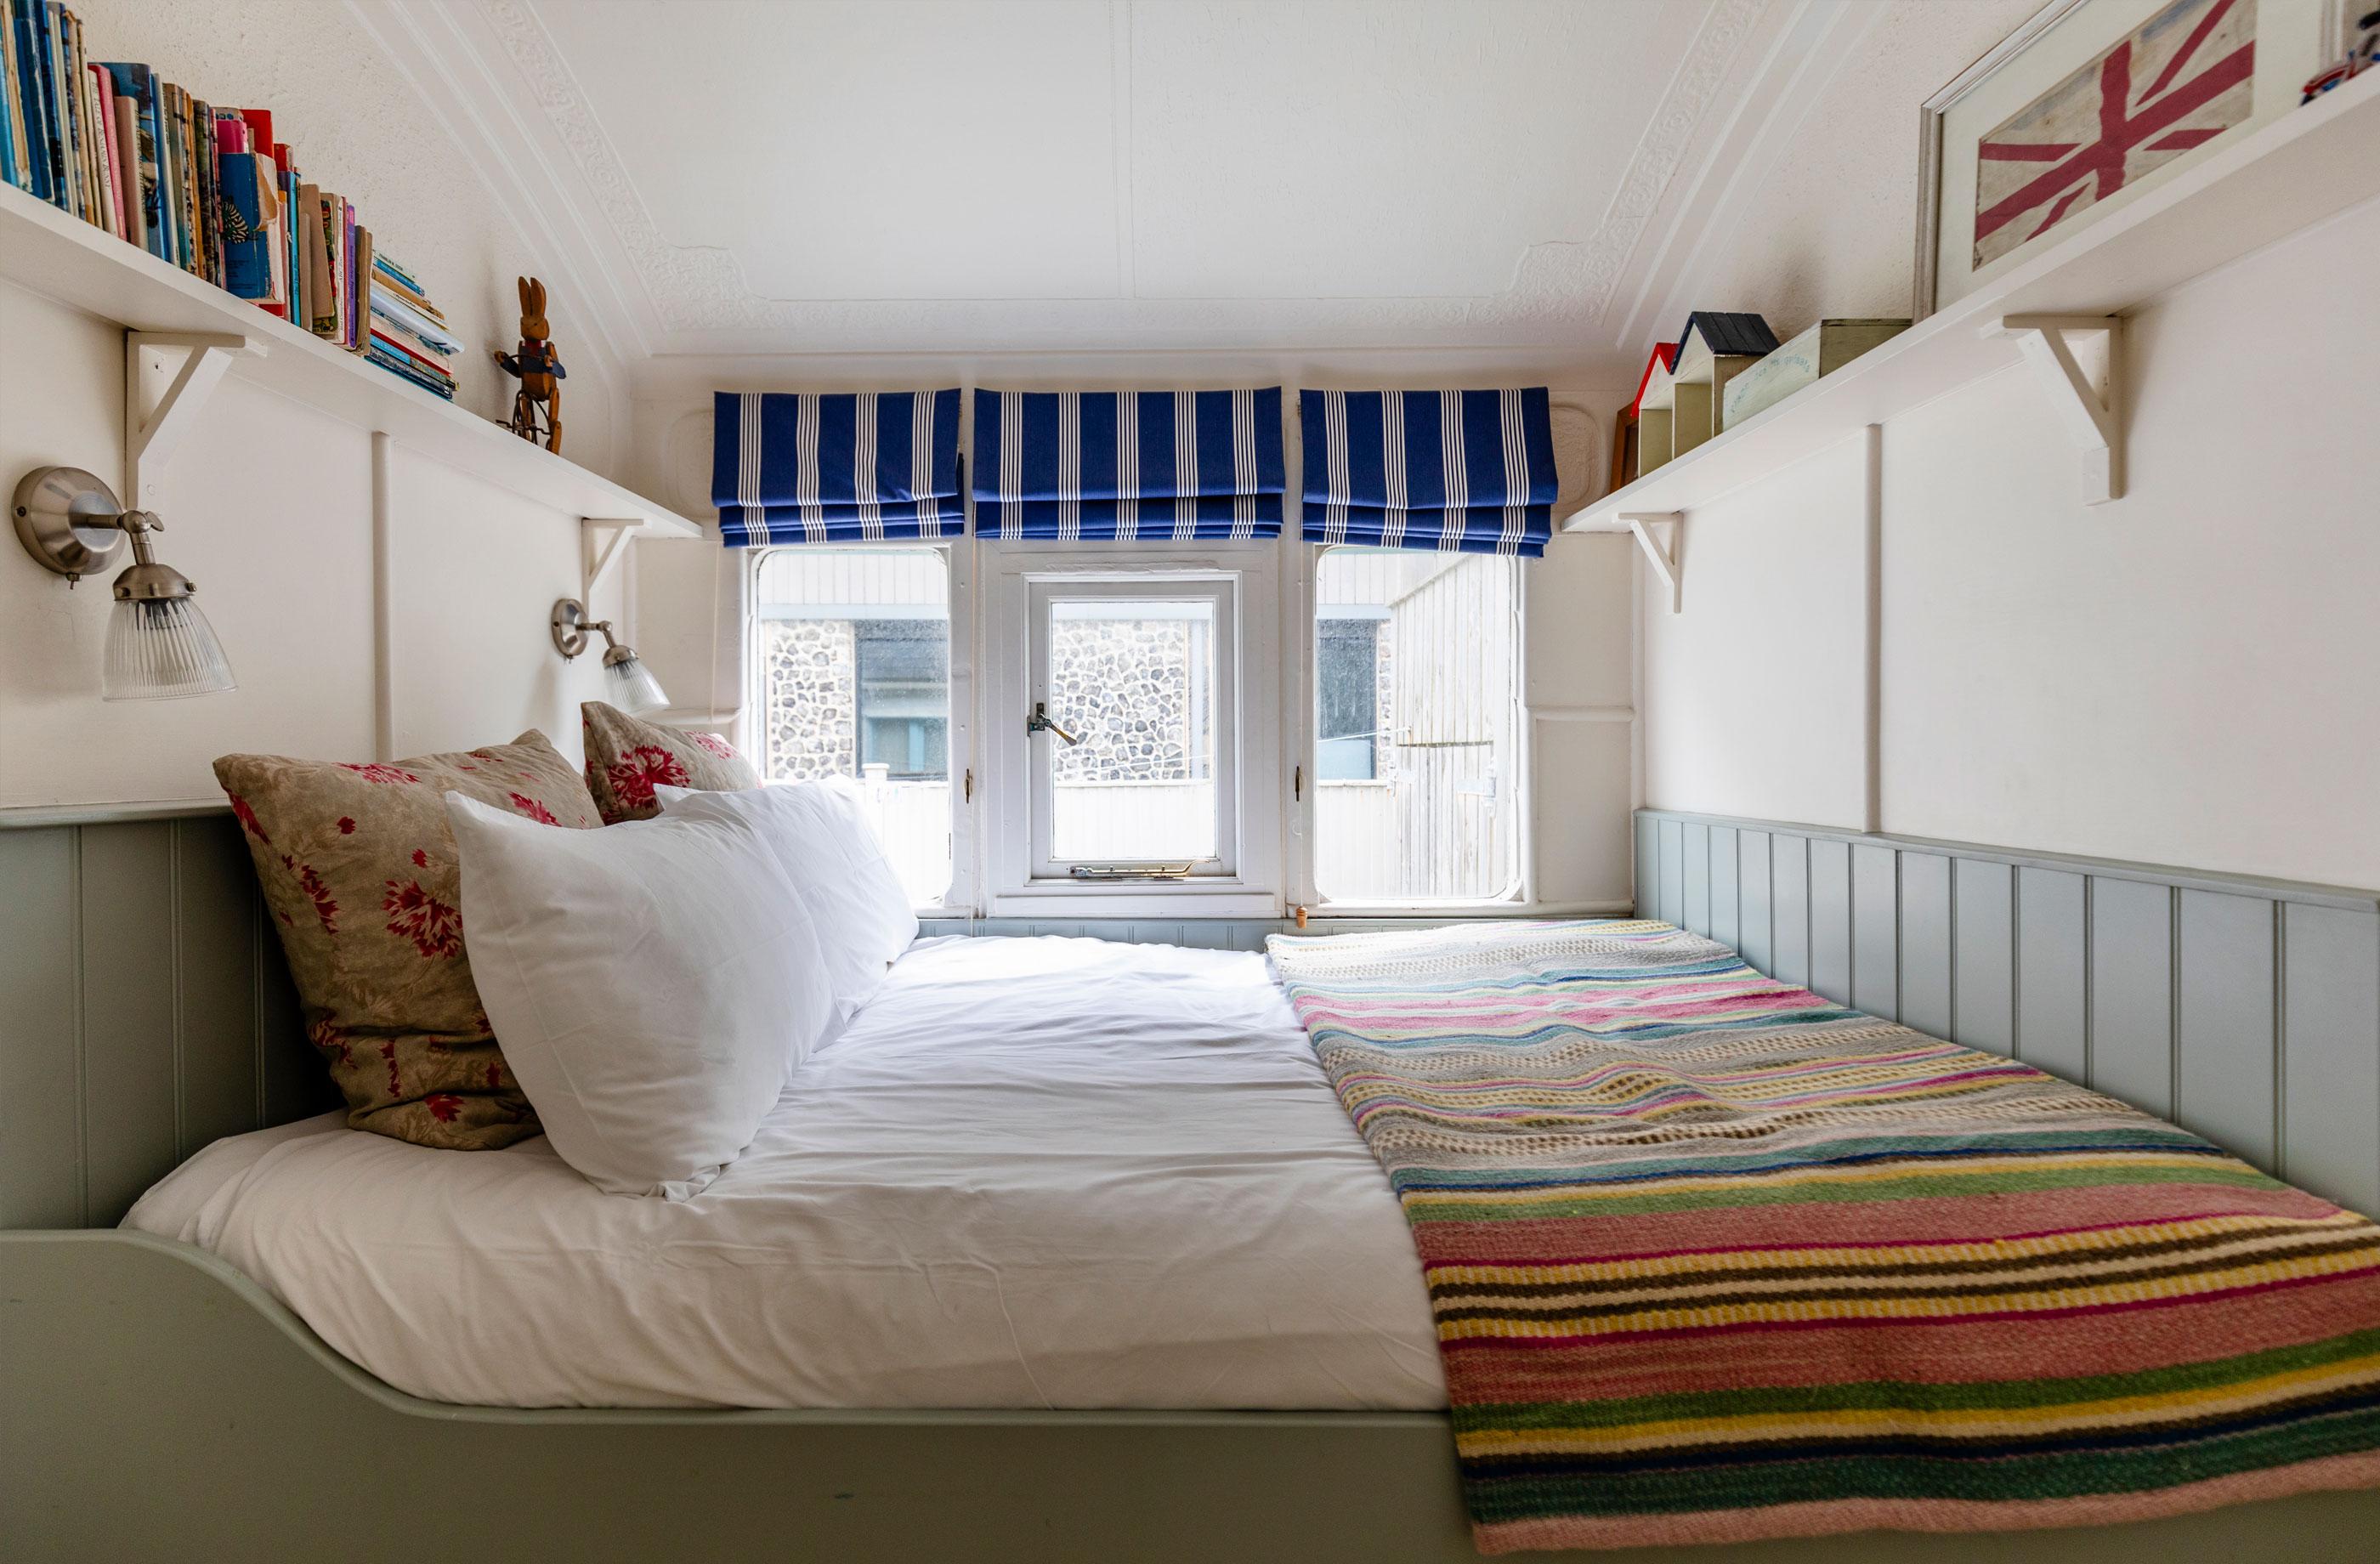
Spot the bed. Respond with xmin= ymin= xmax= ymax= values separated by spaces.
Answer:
xmin=8 ymin=915 xmax=2380 ymax=1561
xmin=116 ymin=935 xmax=1446 ymax=1412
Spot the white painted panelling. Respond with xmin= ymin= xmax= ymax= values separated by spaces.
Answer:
xmin=1879 ymin=199 xmax=2380 ymax=887
xmin=1639 ymin=435 xmax=1868 ymax=829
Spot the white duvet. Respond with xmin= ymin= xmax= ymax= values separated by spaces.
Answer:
xmin=123 ymin=935 xmax=1448 ymax=1411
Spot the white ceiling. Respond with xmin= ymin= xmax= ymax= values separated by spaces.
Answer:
xmin=356 ymin=0 xmax=2024 ymax=381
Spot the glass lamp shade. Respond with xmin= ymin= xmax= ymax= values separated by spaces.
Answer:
xmin=604 ymin=652 xmax=669 ymax=715
xmin=104 ymin=595 xmax=237 ymax=700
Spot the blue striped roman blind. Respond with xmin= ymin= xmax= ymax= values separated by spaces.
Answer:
xmin=1300 ymin=388 xmax=1558 ymax=556
xmin=972 ymin=388 xmax=1285 ymax=541
xmin=712 ymin=389 xmax=964 ymax=547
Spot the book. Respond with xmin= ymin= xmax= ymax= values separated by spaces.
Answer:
xmin=99 ymin=64 xmax=165 ymax=258
xmin=368 ymin=285 xmax=461 ymax=352
xmin=217 ymin=148 xmax=276 ymax=301
xmin=366 ymin=321 xmax=455 ymax=381
xmin=15 ymin=1 xmax=50 ymax=201
xmin=300 ymin=182 xmax=332 ymax=335
xmin=87 ymin=61 xmax=115 ymax=235
xmin=109 ymin=86 xmax=139 ymax=248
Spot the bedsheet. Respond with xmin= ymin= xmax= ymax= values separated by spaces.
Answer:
xmin=125 ymin=936 xmax=1445 ymax=1410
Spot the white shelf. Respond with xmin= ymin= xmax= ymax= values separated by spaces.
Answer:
xmin=0 ymin=180 xmax=699 ymax=538
xmin=1567 ymin=70 xmax=2380 ymax=535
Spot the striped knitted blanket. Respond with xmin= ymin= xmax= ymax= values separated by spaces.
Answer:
xmin=1266 ymin=919 xmax=2380 ymax=1554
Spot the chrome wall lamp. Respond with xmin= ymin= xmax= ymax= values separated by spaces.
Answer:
xmin=14 ymin=466 xmax=235 ymax=700
xmin=550 ymin=598 xmax=667 ymax=715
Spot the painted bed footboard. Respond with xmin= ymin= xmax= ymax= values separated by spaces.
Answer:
xmin=4 ymin=1233 xmax=2378 ymax=1563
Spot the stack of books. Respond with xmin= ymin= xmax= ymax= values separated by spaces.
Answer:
xmin=366 ymin=253 xmax=460 ymax=400
xmin=0 ymin=3 xmax=464 ymax=399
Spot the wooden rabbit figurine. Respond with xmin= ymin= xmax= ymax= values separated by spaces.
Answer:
xmin=492 ymin=275 xmax=565 ymax=453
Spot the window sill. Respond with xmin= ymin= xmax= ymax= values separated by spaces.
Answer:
xmin=986 ymin=881 xmax=1279 ymax=921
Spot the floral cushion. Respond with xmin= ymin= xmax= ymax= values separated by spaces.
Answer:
xmin=581 ymin=701 xmax=761 ymax=824
xmin=213 ymin=732 xmax=602 ymax=1149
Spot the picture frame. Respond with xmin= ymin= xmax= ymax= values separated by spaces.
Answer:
xmin=1912 ymin=0 xmax=2344 ymax=318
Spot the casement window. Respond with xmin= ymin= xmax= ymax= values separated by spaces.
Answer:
xmin=984 ymin=548 xmax=1281 ymax=916
xmin=1311 ymin=547 xmax=1521 ymax=904
xmin=751 ymin=547 xmax=957 ymax=906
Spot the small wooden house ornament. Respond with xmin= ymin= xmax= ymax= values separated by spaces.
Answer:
xmin=1636 ymin=312 xmax=1779 ymax=475
xmin=1612 ymin=341 xmax=1679 ymax=489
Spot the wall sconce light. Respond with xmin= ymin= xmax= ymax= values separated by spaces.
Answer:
xmin=551 ymin=597 xmax=668 ymax=715
xmin=14 ymin=466 xmax=236 ymax=700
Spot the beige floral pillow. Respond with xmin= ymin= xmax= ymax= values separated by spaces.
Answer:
xmin=581 ymin=700 xmax=761 ymax=824
xmin=213 ymin=732 xmax=602 ymax=1149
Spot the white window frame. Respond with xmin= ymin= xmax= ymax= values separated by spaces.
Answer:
xmin=1027 ymin=576 xmax=1238 ymax=881
xmin=1301 ymin=543 xmax=1528 ymax=913
xmin=745 ymin=541 xmax=977 ymax=915
xmin=983 ymin=543 xmax=1281 ymax=919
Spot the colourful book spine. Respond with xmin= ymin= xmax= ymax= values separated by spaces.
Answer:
xmin=61 ymin=7 xmax=94 ymax=224
xmin=110 ymin=88 xmax=139 ymax=249
xmin=99 ymin=65 xmax=162 ymax=258
xmin=0 ymin=3 xmax=18 ymax=191
xmin=88 ymin=62 xmax=117 ymax=235
xmin=18 ymin=1 xmax=51 ymax=202
xmin=46 ymin=5 xmax=79 ymax=218
xmin=217 ymin=149 xmax=271 ymax=300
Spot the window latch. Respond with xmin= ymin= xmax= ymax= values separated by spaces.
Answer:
xmin=1027 ymin=702 xmax=1082 ymax=745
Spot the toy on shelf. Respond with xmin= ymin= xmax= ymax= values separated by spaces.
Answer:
xmin=1611 ymin=341 xmax=1677 ymax=490
xmin=1634 ymin=313 xmax=1776 ymax=477
xmin=492 ymin=275 xmax=565 ymax=453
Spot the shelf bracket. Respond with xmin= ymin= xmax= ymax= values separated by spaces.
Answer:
xmin=581 ymin=518 xmax=643 ymax=602
xmin=1989 ymin=314 xmax=2123 ymax=504
xmin=124 ymin=331 xmax=261 ymax=510
xmin=1621 ymin=512 xmax=1682 ymax=614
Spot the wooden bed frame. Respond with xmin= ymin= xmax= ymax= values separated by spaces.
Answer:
xmin=5 ymin=805 xmax=2379 ymax=1561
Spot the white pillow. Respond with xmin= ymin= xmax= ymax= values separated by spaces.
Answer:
xmin=655 ymin=779 xmax=919 ymax=1023
xmin=446 ymin=791 xmax=834 ymax=1199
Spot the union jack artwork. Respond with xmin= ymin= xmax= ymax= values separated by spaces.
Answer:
xmin=1974 ymin=0 xmax=2258 ymax=268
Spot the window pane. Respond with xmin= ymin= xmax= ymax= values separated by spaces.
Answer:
xmin=1048 ymin=598 xmax=1216 ymax=863
xmin=1314 ymin=548 xmax=1517 ymax=901
xmin=756 ymin=548 xmax=951 ymax=904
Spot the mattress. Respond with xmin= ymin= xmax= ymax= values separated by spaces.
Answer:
xmin=122 ymin=935 xmax=1448 ymax=1411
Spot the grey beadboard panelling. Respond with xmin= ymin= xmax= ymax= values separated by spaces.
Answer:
xmin=1772 ymin=834 xmax=1810 ymax=989
xmin=0 ymin=828 xmax=82 ymax=1228
xmin=0 ymin=810 xmax=324 ymax=1230
xmin=1953 ymin=859 xmax=2016 ymax=1057
xmin=2017 ymin=868 xmax=2088 ymax=1080
xmin=1658 ymin=819 xmax=1685 ymax=928
xmin=1810 ymin=839 xmax=1852 ymax=1006
xmin=1681 ymin=824 xmax=1710 ymax=938
xmin=2280 ymin=904 xmax=2380 ymax=1215
xmin=1899 ymin=853 xmax=1952 ymax=1039
xmin=1851 ymin=844 xmax=1899 ymax=1021
xmin=1634 ymin=809 xmax=2380 ymax=1211
xmin=2089 ymin=877 xmax=2174 ymax=1119
xmin=2177 ymin=890 xmax=2278 ymax=1170
xmin=1708 ymin=826 xmax=1739 ymax=951
xmin=1737 ymin=830 xmax=1774 ymax=975
xmin=1635 ymin=814 xmax=1658 ymax=926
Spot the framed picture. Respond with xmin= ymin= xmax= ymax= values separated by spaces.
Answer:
xmin=1912 ymin=0 xmax=2344 ymax=317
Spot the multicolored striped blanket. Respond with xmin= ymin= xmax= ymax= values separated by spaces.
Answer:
xmin=1266 ymin=919 xmax=2380 ymax=1554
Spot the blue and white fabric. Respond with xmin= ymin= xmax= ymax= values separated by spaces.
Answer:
xmin=972 ymin=388 xmax=1284 ymax=541
xmin=713 ymin=390 xmax=963 ymax=547
xmin=1300 ymin=388 xmax=1558 ymax=556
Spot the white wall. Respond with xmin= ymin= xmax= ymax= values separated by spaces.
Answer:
xmin=0 ymin=1 xmax=628 ymax=807
xmin=1641 ymin=196 xmax=2380 ymax=890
